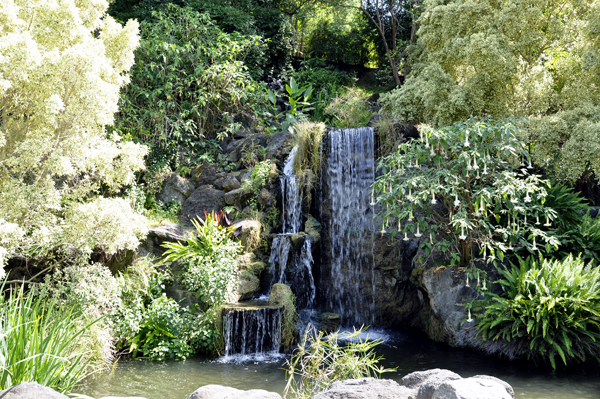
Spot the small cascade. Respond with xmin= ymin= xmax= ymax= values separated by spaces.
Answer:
xmin=280 ymin=146 xmax=302 ymax=234
xmin=267 ymin=145 xmax=316 ymax=307
xmin=322 ymin=127 xmax=376 ymax=326
xmin=222 ymin=303 xmax=282 ymax=357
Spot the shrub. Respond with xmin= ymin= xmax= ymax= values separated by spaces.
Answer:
xmin=0 ymin=0 xmax=147 ymax=278
xmin=375 ymin=117 xmax=559 ymax=266
xmin=0 ymin=288 xmax=96 ymax=392
xmin=325 ymin=87 xmax=372 ymax=128
xmin=114 ymin=5 xmax=261 ymax=171
xmin=474 ymin=255 xmax=600 ymax=369
xmin=293 ymin=121 xmax=327 ymax=203
xmin=161 ymin=212 xmax=243 ymax=307
xmin=284 ymin=327 xmax=394 ymax=399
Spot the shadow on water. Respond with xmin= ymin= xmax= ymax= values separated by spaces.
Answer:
xmin=77 ymin=329 xmax=600 ymax=399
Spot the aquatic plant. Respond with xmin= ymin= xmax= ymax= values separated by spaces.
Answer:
xmin=284 ymin=327 xmax=395 ymax=399
xmin=474 ymin=255 xmax=600 ymax=369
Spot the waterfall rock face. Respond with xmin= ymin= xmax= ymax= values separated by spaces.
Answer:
xmin=222 ymin=303 xmax=282 ymax=356
xmin=317 ymin=127 xmax=421 ymax=328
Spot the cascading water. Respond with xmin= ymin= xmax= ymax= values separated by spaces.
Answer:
xmin=322 ymin=127 xmax=376 ymax=326
xmin=268 ymin=146 xmax=316 ymax=308
xmin=222 ymin=303 xmax=282 ymax=357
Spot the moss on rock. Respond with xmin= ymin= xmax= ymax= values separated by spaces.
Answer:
xmin=269 ymin=283 xmax=298 ymax=351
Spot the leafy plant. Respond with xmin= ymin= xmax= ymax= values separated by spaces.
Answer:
xmin=325 ymin=87 xmax=372 ymax=128
xmin=293 ymin=121 xmax=326 ymax=203
xmin=267 ymin=77 xmax=314 ymax=132
xmin=474 ymin=255 xmax=600 ymax=369
xmin=375 ymin=117 xmax=560 ymax=266
xmin=161 ymin=212 xmax=243 ymax=307
xmin=0 ymin=287 xmax=97 ymax=393
xmin=284 ymin=327 xmax=395 ymax=399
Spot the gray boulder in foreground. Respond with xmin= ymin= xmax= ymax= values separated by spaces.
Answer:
xmin=188 ymin=385 xmax=282 ymax=399
xmin=0 ymin=382 xmax=68 ymax=398
xmin=313 ymin=369 xmax=514 ymax=399
xmin=313 ymin=378 xmax=413 ymax=399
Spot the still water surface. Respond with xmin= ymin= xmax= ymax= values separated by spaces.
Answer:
xmin=77 ymin=330 xmax=600 ymax=399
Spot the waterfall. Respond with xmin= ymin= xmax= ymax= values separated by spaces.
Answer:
xmin=222 ymin=305 xmax=282 ymax=357
xmin=267 ymin=145 xmax=316 ymax=307
xmin=323 ymin=127 xmax=376 ymax=326
xmin=280 ymin=146 xmax=302 ymax=234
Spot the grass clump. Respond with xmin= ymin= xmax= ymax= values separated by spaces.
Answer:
xmin=325 ymin=87 xmax=372 ymax=129
xmin=284 ymin=326 xmax=394 ymax=399
xmin=0 ymin=287 xmax=97 ymax=393
xmin=474 ymin=254 xmax=600 ymax=369
xmin=293 ymin=121 xmax=326 ymax=203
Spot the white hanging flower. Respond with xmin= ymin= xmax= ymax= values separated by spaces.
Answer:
xmin=431 ymin=192 xmax=437 ymax=205
xmin=403 ymin=232 xmax=409 ymax=241
xmin=544 ymin=215 xmax=551 ymax=227
xmin=454 ymin=196 xmax=460 ymax=207
xmin=459 ymin=226 xmax=467 ymax=240
xmin=415 ymin=225 xmax=422 ymax=238
xmin=524 ymin=193 xmax=532 ymax=203
xmin=466 ymin=308 xmax=474 ymax=323
xmin=536 ymin=216 xmax=540 ymax=225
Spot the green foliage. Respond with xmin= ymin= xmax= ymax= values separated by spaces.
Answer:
xmin=0 ymin=288 xmax=95 ymax=393
xmin=305 ymin=21 xmax=371 ymax=66
xmin=380 ymin=0 xmax=600 ymax=127
xmin=250 ymin=160 xmax=275 ymax=196
xmin=161 ymin=212 xmax=243 ymax=307
xmin=266 ymin=77 xmax=314 ymax=132
xmin=293 ymin=121 xmax=326 ymax=202
xmin=114 ymin=5 xmax=261 ymax=171
xmin=474 ymin=255 xmax=600 ymax=369
xmin=375 ymin=118 xmax=560 ymax=266
xmin=325 ymin=87 xmax=372 ymax=128
xmin=284 ymin=327 xmax=395 ymax=399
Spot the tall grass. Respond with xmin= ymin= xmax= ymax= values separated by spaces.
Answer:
xmin=0 ymin=287 xmax=96 ymax=393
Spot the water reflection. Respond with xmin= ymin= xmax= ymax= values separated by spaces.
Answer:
xmin=77 ymin=330 xmax=600 ymax=399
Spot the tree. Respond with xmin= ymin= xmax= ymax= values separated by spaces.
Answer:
xmin=0 ymin=0 xmax=147 ymax=277
xmin=380 ymin=0 xmax=600 ymax=183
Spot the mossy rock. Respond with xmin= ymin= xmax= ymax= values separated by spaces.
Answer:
xmin=305 ymin=215 xmax=321 ymax=243
xmin=269 ymin=283 xmax=298 ymax=351
xmin=318 ymin=312 xmax=341 ymax=334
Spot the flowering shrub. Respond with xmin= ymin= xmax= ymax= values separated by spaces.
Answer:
xmin=0 ymin=0 xmax=147 ymax=277
xmin=375 ymin=118 xmax=559 ymax=266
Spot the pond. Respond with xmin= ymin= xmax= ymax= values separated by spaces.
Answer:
xmin=76 ymin=330 xmax=600 ymax=399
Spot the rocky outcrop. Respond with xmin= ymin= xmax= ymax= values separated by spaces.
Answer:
xmin=265 ymin=131 xmax=295 ymax=166
xmin=181 ymin=185 xmax=226 ymax=225
xmin=315 ymin=370 xmax=514 ymax=399
xmin=188 ymin=385 xmax=282 ymax=399
xmin=138 ymin=223 xmax=189 ymax=258
xmin=157 ymin=173 xmax=195 ymax=205
xmin=317 ymin=312 xmax=341 ymax=333
xmin=0 ymin=382 xmax=68 ymax=398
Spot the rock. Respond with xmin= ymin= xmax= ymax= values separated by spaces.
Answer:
xmin=305 ymin=215 xmax=322 ymax=243
xmin=0 ymin=382 xmax=68 ymax=398
xmin=224 ymin=187 xmax=253 ymax=209
xmin=401 ymin=369 xmax=462 ymax=399
xmin=587 ymin=206 xmax=600 ymax=218
xmin=368 ymin=113 xmax=385 ymax=127
xmin=431 ymin=377 xmax=513 ymax=399
xmin=233 ymin=112 xmax=258 ymax=130
xmin=181 ymin=185 xmax=226 ymax=225
xmin=266 ymin=131 xmax=295 ymax=165
xmin=314 ymin=378 xmax=413 ymax=399
xmin=99 ymin=397 xmax=148 ymax=399
xmin=188 ymin=385 xmax=282 ymax=399
xmin=233 ymin=219 xmax=262 ymax=251
xmin=317 ymin=312 xmax=341 ymax=333
xmin=289 ymin=232 xmax=307 ymax=249
xmin=470 ymin=376 xmax=514 ymax=398
xmin=221 ymin=176 xmax=241 ymax=192
xmin=257 ymin=188 xmax=274 ymax=208
xmin=191 ymin=163 xmax=219 ymax=187
xmin=157 ymin=172 xmax=195 ymax=204
xmin=366 ymin=93 xmax=380 ymax=103
xmin=138 ymin=223 xmax=189 ymax=258
xmin=269 ymin=283 xmax=294 ymax=306
xmin=232 ymin=272 xmax=260 ymax=301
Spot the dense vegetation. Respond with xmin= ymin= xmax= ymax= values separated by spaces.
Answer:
xmin=2 ymin=0 xmax=600 ymax=393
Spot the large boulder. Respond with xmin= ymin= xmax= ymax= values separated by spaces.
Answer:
xmin=188 ymin=385 xmax=281 ymax=399
xmin=431 ymin=377 xmax=513 ymax=399
xmin=401 ymin=369 xmax=462 ymax=399
xmin=265 ymin=131 xmax=295 ymax=166
xmin=224 ymin=187 xmax=253 ymax=210
xmin=317 ymin=312 xmax=341 ymax=333
xmin=233 ymin=219 xmax=262 ymax=251
xmin=314 ymin=378 xmax=413 ymax=399
xmin=157 ymin=172 xmax=195 ymax=204
xmin=138 ymin=223 xmax=189 ymax=258
xmin=0 ymin=382 xmax=68 ymax=398
xmin=181 ymin=185 xmax=226 ymax=225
